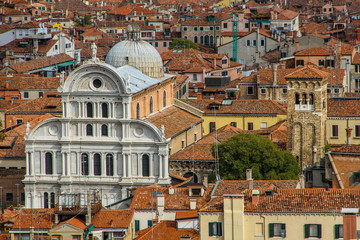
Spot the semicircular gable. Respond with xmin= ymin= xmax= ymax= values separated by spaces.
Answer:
xmin=130 ymin=120 xmax=167 ymax=143
xmin=26 ymin=118 xmax=62 ymax=141
xmin=62 ymin=63 xmax=128 ymax=95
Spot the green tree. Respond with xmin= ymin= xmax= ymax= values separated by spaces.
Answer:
xmin=169 ymin=38 xmax=199 ymax=50
xmin=213 ymin=133 xmax=300 ymax=180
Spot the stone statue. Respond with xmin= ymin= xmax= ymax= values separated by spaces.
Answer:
xmin=26 ymin=122 xmax=30 ymax=135
xmin=91 ymin=42 xmax=97 ymax=59
xmin=60 ymin=71 xmax=65 ymax=87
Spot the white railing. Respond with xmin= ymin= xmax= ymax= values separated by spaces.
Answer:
xmin=295 ymin=104 xmax=314 ymax=111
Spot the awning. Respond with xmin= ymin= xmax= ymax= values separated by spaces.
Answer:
xmin=56 ymin=61 xmax=75 ymax=67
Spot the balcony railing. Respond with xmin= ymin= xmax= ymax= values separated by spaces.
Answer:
xmin=295 ymin=104 xmax=314 ymax=111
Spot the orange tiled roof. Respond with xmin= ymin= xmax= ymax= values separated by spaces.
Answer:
xmin=284 ymin=65 xmax=329 ymax=79
xmin=5 ymin=97 xmax=62 ymax=114
xmin=295 ymin=46 xmax=334 ymax=56
xmin=180 ymin=99 xmax=286 ymax=115
xmin=135 ymin=221 xmax=199 ymax=240
xmin=129 ymin=184 xmax=214 ymax=210
xmin=12 ymin=209 xmax=55 ymax=229
xmin=82 ymin=28 xmax=104 ymax=37
xmin=175 ymin=210 xmax=198 ymax=220
xmin=277 ymin=9 xmax=298 ymax=20
xmin=92 ymin=209 xmax=134 ymax=229
xmin=353 ymin=52 xmax=360 ymax=65
xmin=0 ymin=74 xmax=60 ymax=90
xmin=146 ymin=106 xmax=202 ymax=139
xmin=327 ymin=98 xmax=360 ymax=117
xmin=109 ymin=4 xmax=158 ymax=16
xmin=6 ymin=53 xmax=73 ymax=73
xmin=56 ymin=217 xmax=86 ymax=230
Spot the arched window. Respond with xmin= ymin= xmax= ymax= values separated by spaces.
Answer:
xmin=86 ymin=124 xmax=93 ymax=136
xmin=45 ymin=152 xmax=53 ymax=175
xmin=50 ymin=192 xmax=55 ymax=208
xmin=142 ymin=154 xmax=150 ymax=177
xmin=210 ymin=36 xmax=214 ymax=46
xmin=309 ymin=93 xmax=314 ymax=105
xmin=302 ymin=93 xmax=307 ymax=104
xmin=106 ymin=154 xmax=114 ymax=176
xmin=205 ymin=35 xmax=209 ymax=45
xmin=194 ymin=36 xmax=198 ymax=43
xmin=44 ymin=192 xmax=49 ymax=208
xmin=200 ymin=36 xmax=204 ymax=44
xmin=86 ymin=102 xmax=93 ymax=118
xmin=102 ymin=103 xmax=108 ymax=118
xmin=94 ymin=153 xmax=101 ymax=176
xmin=295 ymin=93 xmax=300 ymax=104
xmin=149 ymin=96 xmax=153 ymax=114
xmin=136 ymin=103 xmax=140 ymax=119
xmin=163 ymin=91 xmax=167 ymax=108
xmin=101 ymin=124 xmax=108 ymax=136
xmin=81 ymin=153 xmax=89 ymax=175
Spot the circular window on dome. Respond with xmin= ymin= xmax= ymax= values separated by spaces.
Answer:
xmin=93 ymin=79 xmax=102 ymax=88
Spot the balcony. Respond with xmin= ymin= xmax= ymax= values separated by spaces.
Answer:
xmin=295 ymin=104 xmax=314 ymax=111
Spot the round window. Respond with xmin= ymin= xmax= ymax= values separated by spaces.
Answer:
xmin=93 ymin=79 xmax=102 ymax=88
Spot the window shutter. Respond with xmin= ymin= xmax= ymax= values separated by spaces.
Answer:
xmin=269 ymin=223 xmax=274 ymax=237
xmin=148 ymin=220 xmax=153 ymax=227
xmin=135 ymin=220 xmax=139 ymax=232
xmin=335 ymin=224 xmax=339 ymax=239
xmin=209 ymin=222 xmax=213 ymax=236
xmin=317 ymin=224 xmax=322 ymax=238
xmin=281 ymin=224 xmax=286 ymax=238
xmin=305 ymin=224 xmax=309 ymax=238
xmin=218 ymin=222 xmax=222 ymax=236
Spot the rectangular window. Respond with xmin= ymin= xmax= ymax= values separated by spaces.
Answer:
xmin=6 ymin=193 xmax=13 ymax=202
xmin=194 ymin=27 xmax=198 ymax=31
xmin=318 ymin=60 xmax=325 ymax=66
xmin=261 ymin=122 xmax=267 ymax=129
xmin=163 ymin=42 xmax=167 ymax=47
xmin=252 ymin=40 xmax=257 ymax=46
xmin=24 ymin=92 xmax=29 ymax=98
xmin=269 ymin=223 xmax=286 ymax=237
xmin=355 ymin=125 xmax=360 ymax=137
xmin=148 ymin=220 xmax=153 ymax=227
xmin=296 ymin=59 xmax=304 ymax=66
xmin=16 ymin=119 xmax=23 ymax=125
xmin=223 ymin=23 xmax=228 ymax=29
xmin=210 ymin=122 xmax=216 ymax=133
xmin=183 ymin=27 xmax=187 ymax=31
xmin=155 ymin=42 xmax=158 ymax=47
xmin=246 ymin=40 xmax=251 ymax=46
xmin=39 ymin=92 xmax=43 ymax=98
xmin=248 ymin=122 xmax=253 ymax=130
xmin=332 ymin=125 xmax=338 ymax=138
xmin=260 ymin=39 xmax=265 ymax=46
xmin=305 ymin=224 xmax=321 ymax=238
xmin=55 ymin=45 xmax=58 ymax=50
xmin=209 ymin=222 xmax=222 ymax=236
xmin=355 ymin=79 xmax=360 ymax=90
xmin=247 ymin=86 xmax=254 ymax=95
xmin=230 ymin=122 xmax=237 ymax=127
xmin=282 ymin=88 xmax=288 ymax=94
xmin=245 ymin=23 xmax=249 ymax=28
xmin=222 ymin=59 xmax=227 ymax=64
xmin=335 ymin=224 xmax=343 ymax=239
xmin=210 ymin=27 xmax=214 ymax=30
xmin=356 ymin=65 xmax=360 ymax=73
xmin=193 ymin=74 xmax=197 ymax=81
xmin=260 ymin=88 xmax=266 ymax=94
xmin=221 ymin=71 xmax=228 ymax=76
xmin=200 ymin=27 xmax=203 ymax=31
xmin=135 ymin=220 xmax=140 ymax=231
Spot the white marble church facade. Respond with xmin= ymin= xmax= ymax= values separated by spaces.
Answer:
xmin=23 ymin=45 xmax=172 ymax=208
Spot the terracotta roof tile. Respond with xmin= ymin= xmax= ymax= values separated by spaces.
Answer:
xmin=327 ymin=98 xmax=360 ymax=117
xmin=135 ymin=221 xmax=199 ymax=240
xmin=92 ymin=209 xmax=134 ymax=229
xmin=109 ymin=4 xmax=158 ymax=16
xmin=12 ymin=209 xmax=55 ymax=229
xmin=284 ymin=65 xmax=329 ymax=79
xmin=5 ymin=97 xmax=62 ymax=114
xmin=82 ymin=28 xmax=104 ymax=37
xmin=146 ymin=106 xmax=202 ymax=139
xmin=0 ymin=74 xmax=60 ymax=90
xmin=175 ymin=210 xmax=198 ymax=220
xmin=56 ymin=217 xmax=86 ymax=230
xmin=353 ymin=52 xmax=360 ymax=65
xmin=277 ymin=9 xmax=299 ymax=20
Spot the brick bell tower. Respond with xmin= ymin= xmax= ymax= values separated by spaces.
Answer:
xmin=285 ymin=65 xmax=328 ymax=169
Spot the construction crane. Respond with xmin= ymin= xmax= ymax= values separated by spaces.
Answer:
xmin=232 ymin=13 xmax=238 ymax=62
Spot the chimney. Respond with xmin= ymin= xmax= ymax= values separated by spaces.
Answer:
xmin=213 ymin=58 xmax=216 ymax=70
xmin=251 ymin=190 xmax=259 ymax=204
xmin=190 ymin=198 xmax=196 ymax=210
xmin=55 ymin=214 xmax=59 ymax=225
xmin=197 ymin=92 xmax=203 ymax=100
xmin=295 ymin=40 xmax=299 ymax=52
xmin=342 ymin=208 xmax=359 ymax=240
xmin=247 ymin=169 xmax=253 ymax=189
xmin=346 ymin=127 xmax=353 ymax=145
xmin=203 ymin=174 xmax=208 ymax=188
xmin=272 ymin=63 xmax=278 ymax=86
xmin=156 ymin=194 xmax=165 ymax=222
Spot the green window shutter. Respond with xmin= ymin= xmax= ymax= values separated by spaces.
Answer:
xmin=218 ymin=222 xmax=223 ymax=236
xmin=305 ymin=224 xmax=309 ymax=238
xmin=317 ymin=224 xmax=322 ymax=238
xmin=281 ymin=224 xmax=286 ymax=238
xmin=209 ymin=222 xmax=214 ymax=236
xmin=148 ymin=220 xmax=153 ymax=227
xmin=135 ymin=220 xmax=139 ymax=232
xmin=269 ymin=223 xmax=274 ymax=237
xmin=335 ymin=224 xmax=340 ymax=239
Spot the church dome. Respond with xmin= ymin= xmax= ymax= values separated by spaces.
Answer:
xmin=105 ymin=23 xmax=164 ymax=79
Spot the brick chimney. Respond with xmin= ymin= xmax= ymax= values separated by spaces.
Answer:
xmin=197 ymin=93 xmax=203 ymax=100
xmin=295 ymin=40 xmax=299 ymax=52
xmin=341 ymin=208 xmax=359 ymax=240
xmin=246 ymin=169 xmax=253 ymax=189
xmin=251 ymin=190 xmax=259 ymax=204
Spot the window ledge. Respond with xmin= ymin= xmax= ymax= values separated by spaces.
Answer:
xmin=330 ymin=136 xmax=339 ymax=139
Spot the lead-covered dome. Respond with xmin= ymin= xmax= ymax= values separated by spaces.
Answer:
xmin=105 ymin=23 xmax=165 ymax=79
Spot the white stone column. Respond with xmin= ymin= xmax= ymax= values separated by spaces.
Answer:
xmin=81 ymin=102 xmax=85 ymax=118
xmin=89 ymin=153 xmax=94 ymax=176
xmin=61 ymin=153 xmax=66 ymax=176
xmin=40 ymin=151 xmax=45 ymax=175
xmin=137 ymin=153 xmax=141 ymax=176
xmin=149 ymin=154 xmax=153 ymax=177
xmin=78 ymin=102 xmax=81 ymax=118
xmin=127 ymin=154 xmax=132 ymax=177
xmin=77 ymin=152 xmax=81 ymax=176
xmin=113 ymin=153 xmax=118 ymax=177
xmin=159 ymin=154 xmax=163 ymax=178
xmin=122 ymin=154 xmax=127 ymax=177
xmin=66 ymin=152 xmax=71 ymax=176
xmin=111 ymin=102 xmax=115 ymax=118
xmin=163 ymin=154 xmax=169 ymax=178
xmin=101 ymin=153 xmax=106 ymax=176
xmin=26 ymin=152 xmax=30 ymax=175
xmin=30 ymin=152 xmax=35 ymax=175
xmin=97 ymin=102 xmax=100 ymax=118
xmin=52 ymin=151 xmax=56 ymax=175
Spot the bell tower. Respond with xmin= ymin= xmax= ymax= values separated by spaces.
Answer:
xmin=285 ymin=65 xmax=328 ymax=169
